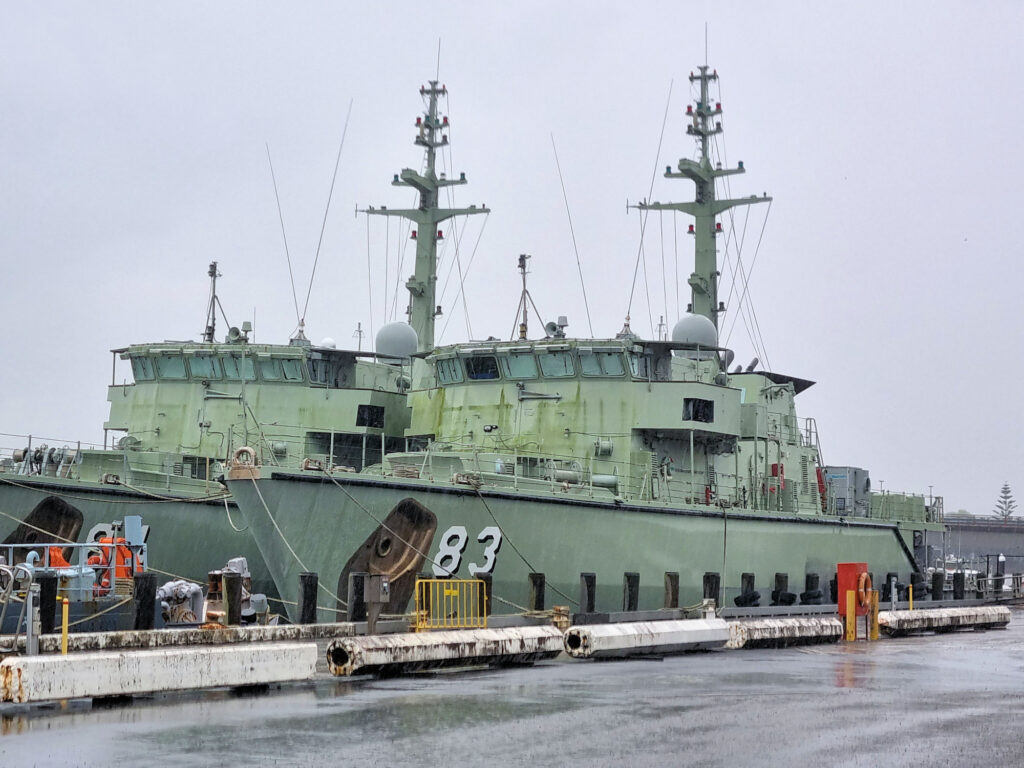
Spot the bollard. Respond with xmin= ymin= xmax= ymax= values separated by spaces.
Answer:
xmin=931 ymin=570 xmax=945 ymax=601
xmin=910 ymin=572 xmax=925 ymax=602
xmin=844 ymin=590 xmax=856 ymax=642
xmin=702 ymin=572 xmax=721 ymax=604
xmin=223 ymin=570 xmax=242 ymax=626
xmin=579 ymin=573 xmax=596 ymax=613
xmin=623 ymin=572 xmax=639 ymax=612
xmin=37 ymin=574 xmax=57 ymax=635
xmin=771 ymin=573 xmax=795 ymax=606
xmin=132 ymin=572 xmax=158 ymax=631
xmin=346 ymin=572 xmax=366 ymax=623
xmin=952 ymin=571 xmax=966 ymax=600
xmin=60 ymin=598 xmax=69 ymax=655
xmin=664 ymin=572 xmax=679 ymax=609
xmin=528 ymin=573 xmax=546 ymax=612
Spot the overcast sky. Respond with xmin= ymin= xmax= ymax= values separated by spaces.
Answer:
xmin=2 ymin=2 xmax=1022 ymax=516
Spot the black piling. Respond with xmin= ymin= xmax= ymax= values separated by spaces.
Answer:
xmin=931 ymin=570 xmax=945 ymax=601
xmin=829 ymin=574 xmax=838 ymax=604
xmin=132 ymin=572 xmax=157 ymax=631
xmin=801 ymin=573 xmax=823 ymax=605
xmin=734 ymin=572 xmax=760 ymax=608
xmin=345 ymin=572 xmax=366 ymax=623
xmin=528 ymin=573 xmax=546 ymax=612
xmin=664 ymin=572 xmax=680 ymax=609
xmin=580 ymin=572 xmax=597 ymax=613
xmin=622 ymin=572 xmax=639 ymax=612
xmin=952 ymin=571 xmax=966 ymax=600
xmin=702 ymin=572 xmax=721 ymax=603
xmin=771 ymin=572 xmax=795 ymax=606
xmin=298 ymin=571 xmax=320 ymax=624
xmin=223 ymin=570 xmax=243 ymax=626
xmin=910 ymin=572 xmax=925 ymax=600
xmin=36 ymin=573 xmax=58 ymax=635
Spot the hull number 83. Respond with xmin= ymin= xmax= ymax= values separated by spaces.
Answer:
xmin=432 ymin=525 xmax=503 ymax=577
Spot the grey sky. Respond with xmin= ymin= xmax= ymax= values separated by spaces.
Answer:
xmin=2 ymin=2 xmax=1021 ymax=516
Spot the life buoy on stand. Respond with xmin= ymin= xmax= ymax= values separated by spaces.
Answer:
xmin=857 ymin=572 xmax=872 ymax=611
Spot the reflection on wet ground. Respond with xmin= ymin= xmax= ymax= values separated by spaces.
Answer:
xmin=2 ymin=609 xmax=1024 ymax=767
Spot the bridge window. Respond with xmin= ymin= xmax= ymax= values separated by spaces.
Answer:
xmin=154 ymin=355 xmax=187 ymax=380
xmin=188 ymin=355 xmax=221 ymax=380
xmin=538 ymin=351 xmax=575 ymax=378
xmin=222 ymin=355 xmax=256 ymax=381
xmin=435 ymin=358 xmax=463 ymax=384
xmin=131 ymin=357 xmax=154 ymax=381
xmin=258 ymin=359 xmax=282 ymax=381
xmin=465 ymin=356 xmax=500 ymax=380
xmin=683 ymin=398 xmax=715 ymax=423
xmin=281 ymin=358 xmax=305 ymax=382
xmin=581 ymin=351 xmax=625 ymax=377
xmin=500 ymin=352 xmax=538 ymax=379
xmin=629 ymin=353 xmax=651 ymax=379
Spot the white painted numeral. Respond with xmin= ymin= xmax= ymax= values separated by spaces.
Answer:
xmin=433 ymin=524 xmax=504 ymax=576
xmin=468 ymin=526 xmax=503 ymax=575
xmin=432 ymin=525 xmax=468 ymax=576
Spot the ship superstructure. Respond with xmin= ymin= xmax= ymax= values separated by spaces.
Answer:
xmin=226 ymin=67 xmax=945 ymax=620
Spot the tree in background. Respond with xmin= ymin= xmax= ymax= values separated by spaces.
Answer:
xmin=993 ymin=483 xmax=1017 ymax=521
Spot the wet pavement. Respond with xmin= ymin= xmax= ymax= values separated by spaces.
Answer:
xmin=2 ymin=609 xmax=1023 ymax=767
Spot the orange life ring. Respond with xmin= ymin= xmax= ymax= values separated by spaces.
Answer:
xmin=857 ymin=572 xmax=872 ymax=610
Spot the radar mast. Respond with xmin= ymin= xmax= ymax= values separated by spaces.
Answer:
xmin=634 ymin=66 xmax=770 ymax=330
xmin=362 ymin=81 xmax=489 ymax=352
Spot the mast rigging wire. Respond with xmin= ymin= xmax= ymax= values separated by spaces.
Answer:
xmin=550 ymin=134 xmax=594 ymax=336
xmin=265 ymin=144 xmax=301 ymax=328
xmin=627 ymin=80 xmax=674 ymax=322
xmin=301 ymin=98 xmax=354 ymax=323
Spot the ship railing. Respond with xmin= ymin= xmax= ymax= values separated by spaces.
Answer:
xmin=0 ymin=433 xmax=94 ymax=478
xmin=0 ymin=538 xmax=144 ymax=602
xmin=0 ymin=563 xmax=33 ymax=652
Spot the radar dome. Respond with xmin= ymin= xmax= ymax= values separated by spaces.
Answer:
xmin=672 ymin=313 xmax=718 ymax=360
xmin=319 ymin=337 xmax=337 ymax=349
xmin=375 ymin=322 xmax=418 ymax=360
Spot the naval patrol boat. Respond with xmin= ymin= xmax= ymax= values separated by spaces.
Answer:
xmin=0 ymin=265 xmax=414 ymax=598
xmin=226 ymin=68 xmax=944 ymax=619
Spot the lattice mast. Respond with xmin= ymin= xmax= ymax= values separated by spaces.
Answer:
xmin=363 ymin=81 xmax=489 ymax=352
xmin=635 ymin=66 xmax=770 ymax=330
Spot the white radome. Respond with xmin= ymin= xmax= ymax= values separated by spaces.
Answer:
xmin=376 ymin=322 xmax=418 ymax=359
xmin=319 ymin=337 xmax=337 ymax=349
xmin=672 ymin=313 xmax=718 ymax=348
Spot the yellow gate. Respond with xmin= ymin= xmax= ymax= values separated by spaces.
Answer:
xmin=414 ymin=578 xmax=488 ymax=631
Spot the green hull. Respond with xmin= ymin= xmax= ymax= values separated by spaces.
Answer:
xmin=229 ymin=471 xmax=922 ymax=622
xmin=0 ymin=475 xmax=272 ymax=597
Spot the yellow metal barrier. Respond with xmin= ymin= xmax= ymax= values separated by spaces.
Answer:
xmin=414 ymin=578 xmax=488 ymax=632
xmin=869 ymin=590 xmax=879 ymax=641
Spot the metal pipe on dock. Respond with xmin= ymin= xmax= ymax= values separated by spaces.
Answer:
xmin=878 ymin=606 xmax=1011 ymax=636
xmin=326 ymin=626 xmax=565 ymax=676
xmin=726 ymin=617 xmax=843 ymax=649
xmin=563 ymin=618 xmax=729 ymax=659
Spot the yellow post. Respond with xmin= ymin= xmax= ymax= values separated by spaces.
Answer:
xmin=61 ymin=597 xmax=70 ymax=655
xmin=845 ymin=590 xmax=856 ymax=642
xmin=869 ymin=590 xmax=880 ymax=641
xmin=908 ymin=585 xmax=913 ymax=610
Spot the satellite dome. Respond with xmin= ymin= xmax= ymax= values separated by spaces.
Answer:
xmin=672 ymin=313 xmax=718 ymax=360
xmin=319 ymin=337 xmax=337 ymax=349
xmin=672 ymin=313 xmax=718 ymax=347
xmin=376 ymin=322 xmax=418 ymax=360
